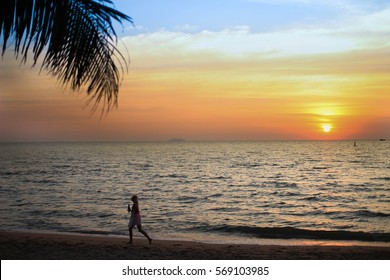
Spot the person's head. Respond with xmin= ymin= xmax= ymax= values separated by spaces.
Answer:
xmin=131 ymin=195 xmax=138 ymax=203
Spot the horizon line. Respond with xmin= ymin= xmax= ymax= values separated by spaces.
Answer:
xmin=0 ymin=138 xmax=386 ymax=144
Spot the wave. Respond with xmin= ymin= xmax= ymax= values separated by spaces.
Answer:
xmin=177 ymin=196 xmax=198 ymax=203
xmin=195 ymin=225 xmax=390 ymax=242
xmin=231 ymin=163 xmax=263 ymax=168
xmin=207 ymin=193 xmax=223 ymax=199
xmin=68 ymin=230 xmax=122 ymax=236
xmin=209 ymin=207 xmax=241 ymax=212
xmin=354 ymin=210 xmax=390 ymax=218
xmin=303 ymin=196 xmax=321 ymax=201
xmin=155 ymin=173 xmax=188 ymax=179
xmin=313 ymin=166 xmax=328 ymax=170
xmin=98 ymin=213 xmax=116 ymax=218
xmin=373 ymin=177 xmax=390 ymax=181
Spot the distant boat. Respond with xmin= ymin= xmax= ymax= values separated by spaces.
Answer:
xmin=379 ymin=139 xmax=386 ymax=141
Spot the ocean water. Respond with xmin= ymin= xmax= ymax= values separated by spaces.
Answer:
xmin=0 ymin=141 xmax=389 ymax=245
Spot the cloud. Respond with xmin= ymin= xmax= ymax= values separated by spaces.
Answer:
xmin=122 ymin=9 xmax=390 ymax=70
xmin=174 ymin=24 xmax=200 ymax=32
xmin=342 ymin=7 xmax=390 ymax=34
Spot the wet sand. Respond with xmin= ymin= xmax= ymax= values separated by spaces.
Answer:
xmin=1 ymin=231 xmax=389 ymax=260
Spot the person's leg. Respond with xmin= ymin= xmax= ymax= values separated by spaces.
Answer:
xmin=128 ymin=227 xmax=133 ymax=244
xmin=137 ymin=225 xmax=152 ymax=244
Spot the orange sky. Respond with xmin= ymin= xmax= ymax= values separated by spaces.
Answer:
xmin=1 ymin=3 xmax=389 ymax=141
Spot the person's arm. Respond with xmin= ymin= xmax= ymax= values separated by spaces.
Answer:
xmin=127 ymin=204 xmax=131 ymax=213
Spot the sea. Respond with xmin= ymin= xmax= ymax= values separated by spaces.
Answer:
xmin=0 ymin=141 xmax=389 ymax=246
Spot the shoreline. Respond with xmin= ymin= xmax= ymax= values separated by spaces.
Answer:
xmin=4 ymin=229 xmax=390 ymax=247
xmin=1 ymin=230 xmax=390 ymax=260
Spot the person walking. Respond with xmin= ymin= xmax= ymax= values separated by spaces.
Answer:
xmin=128 ymin=195 xmax=152 ymax=244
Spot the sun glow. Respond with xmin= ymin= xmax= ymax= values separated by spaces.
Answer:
xmin=322 ymin=124 xmax=332 ymax=133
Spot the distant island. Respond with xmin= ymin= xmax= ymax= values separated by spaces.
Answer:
xmin=168 ymin=138 xmax=186 ymax=142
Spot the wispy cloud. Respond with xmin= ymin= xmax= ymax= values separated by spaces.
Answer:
xmin=174 ymin=24 xmax=200 ymax=32
xmin=122 ymin=6 xmax=390 ymax=69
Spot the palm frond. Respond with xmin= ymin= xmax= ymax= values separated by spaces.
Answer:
xmin=0 ymin=0 xmax=132 ymax=113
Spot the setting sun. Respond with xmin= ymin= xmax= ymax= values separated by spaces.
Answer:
xmin=322 ymin=125 xmax=332 ymax=133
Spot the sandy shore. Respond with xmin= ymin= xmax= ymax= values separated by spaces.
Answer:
xmin=1 ymin=231 xmax=389 ymax=260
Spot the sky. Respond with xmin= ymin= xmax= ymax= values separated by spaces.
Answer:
xmin=0 ymin=0 xmax=389 ymax=141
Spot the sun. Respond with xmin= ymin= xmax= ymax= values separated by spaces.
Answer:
xmin=322 ymin=124 xmax=332 ymax=133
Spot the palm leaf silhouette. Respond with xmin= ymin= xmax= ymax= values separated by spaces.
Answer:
xmin=0 ymin=0 xmax=132 ymax=113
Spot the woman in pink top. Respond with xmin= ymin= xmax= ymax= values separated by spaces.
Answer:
xmin=128 ymin=195 xmax=152 ymax=244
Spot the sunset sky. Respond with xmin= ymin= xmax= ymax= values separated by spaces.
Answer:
xmin=0 ymin=0 xmax=389 ymax=141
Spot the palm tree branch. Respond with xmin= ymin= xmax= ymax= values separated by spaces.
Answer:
xmin=0 ymin=0 xmax=132 ymax=113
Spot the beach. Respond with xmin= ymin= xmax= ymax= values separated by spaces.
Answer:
xmin=1 ymin=231 xmax=389 ymax=260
